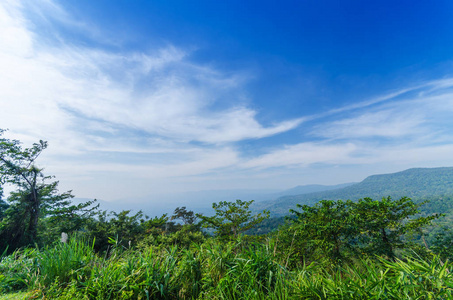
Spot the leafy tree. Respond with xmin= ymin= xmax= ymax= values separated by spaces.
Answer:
xmin=83 ymin=209 xmax=149 ymax=252
xmin=197 ymin=199 xmax=269 ymax=238
xmin=431 ymin=226 xmax=453 ymax=261
xmin=143 ymin=214 xmax=169 ymax=233
xmin=290 ymin=200 xmax=357 ymax=262
xmin=0 ymin=129 xmax=95 ymax=251
xmin=0 ymin=132 xmax=49 ymax=246
xmin=352 ymin=196 xmax=440 ymax=259
xmin=39 ymin=198 xmax=98 ymax=245
xmin=171 ymin=206 xmax=197 ymax=225
xmin=0 ymin=198 xmax=8 ymax=220
xmin=110 ymin=210 xmax=146 ymax=242
xmin=289 ymin=197 xmax=440 ymax=262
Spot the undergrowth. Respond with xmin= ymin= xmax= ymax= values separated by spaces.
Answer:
xmin=0 ymin=237 xmax=452 ymax=299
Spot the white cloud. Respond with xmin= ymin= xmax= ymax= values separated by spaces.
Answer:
xmin=311 ymin=84 xmax=453 ymax=141
xmin=237 ymin=83 xmax=453 ymax=172
xmin=1 ymin=0 xmax=453 ymax=203
xmin=242 ymin=142 xmax=357 ymax=169
xmin=0 ymin=0 xmax=301 ymax=148
xmin=311 ymin=108 xmax=425 ymax=139
xmin=0 ymin=0 xmax=305 ymax=198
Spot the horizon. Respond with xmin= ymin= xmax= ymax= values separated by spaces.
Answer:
xmin=70 ymin=166 xmax=452 ymax=218
xmin=1 ymin=1 xmax=453 ymax=203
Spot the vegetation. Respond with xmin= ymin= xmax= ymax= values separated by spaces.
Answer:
xmin=1 ymin=130 xmax=453 ymax=299
xmin=1 ymin=236 xmax=452 ymax=299
xmin=197 ymin=199 xmax=270 ymax=238
xmin=256 ymin=166 xmax=453 ymax=216
xmin=0 ymin=130 xmax=97 ymax=253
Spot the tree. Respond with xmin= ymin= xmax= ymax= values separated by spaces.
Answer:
xmin=0 ymin=129 xmax=96 ymax=251
xmin=171 ymin=206 xmax=197 ymax=225
xmin=39 ymin=197 xmax=98 ymax=245
xmin=290 ymin=200 xmax=357 ymax=262
xmin=0 ymin=132 xmax=48 ymax=245
xmin=431 ymin=226 xmax=453 ymax=261
xmin=289 ymin=197 xmax=440 ymax=262
xmin=0 ymin=198 xmax=8 ymax=220
xmin=197 ymin=199 xmax=270 ymax=238
xmin=352 ymin=196 xmax=440 ymax=259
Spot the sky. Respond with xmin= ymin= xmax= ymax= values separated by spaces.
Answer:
xmin=1 ymin=0 xmax=453 ymax=204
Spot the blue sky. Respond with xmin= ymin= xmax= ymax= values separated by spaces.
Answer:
xmin=1 ymin=0 xmax=453 ymax=203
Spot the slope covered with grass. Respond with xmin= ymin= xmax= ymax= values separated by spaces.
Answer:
xmin=0 ymin=236 xmax=452 ymax=299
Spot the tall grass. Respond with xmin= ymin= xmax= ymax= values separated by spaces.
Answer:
xmin=290 ymin=257 xmax=453 ymax=299
xmin=0 ymin=248 xmax=38 ymax=293
xmin=0 ymin=237 xmax=452 ymax=299
xmin=36 ymin=238 xmax=96 ymax=287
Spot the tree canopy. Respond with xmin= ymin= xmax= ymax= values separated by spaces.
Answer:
xmin=0 ymin=129 xmax=97 ymax=252
xmin=289 ymin=196 xmax=440 ymax=262
xmin=197 ymin=199 xmax=269 ymax=238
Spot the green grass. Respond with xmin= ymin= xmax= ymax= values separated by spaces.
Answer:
xmin=0 ymin=237 xmax=452 ymax=299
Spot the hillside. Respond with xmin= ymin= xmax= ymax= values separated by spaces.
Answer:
xmin=255 ymin=167 xmax=453 ymax=216
xmin=272 ymin=182 xmax=355 ymax=198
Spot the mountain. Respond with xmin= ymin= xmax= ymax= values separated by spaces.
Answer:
xmin=254 ymin=167 xmax=453 ymax=217
xmin=275 ymin=183 xmax=355 ymax=197
xmin=72 ymin=184 xmax=356 ymax=217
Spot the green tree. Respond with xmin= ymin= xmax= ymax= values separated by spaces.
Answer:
xmin=197 ymin=199 xmax=270 ymax=238
xmin=171 ymin=206 xmax=197 ymax=225
xmin=431 ymin=226 xmax=453 ymax=261
xmin=38 ymin=198 xmax=98 ymax=245
xmin=352 ymin=196 xmax=440 ymax=259
xmin=83 ymin=209 xmax=149 ymax=252
xmin=290 ymin=200 xmax=357 ymax=263
xmin=289 ymin=197 xmax=440 ymax=262
xmin=0 ymin=198 xmax=8 ymax=220
xmin=0 ymin=129 xmax=95 ymax=251
xmin=0 ymin=131 xmax=48 ymax=246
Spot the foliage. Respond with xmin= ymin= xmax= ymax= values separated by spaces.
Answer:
xmin=0 ymin=130 xmax=53 ymax=249
xmin=269 ymin=220 xmax=316 ymax=269
xmin=290 ymin=197 xmax=439 ymax=262
xmin=1 ymin=236 xmax=453 ymax=299
xmin=34 ymin=238 xmax=96 ymax=287
xmin=259 ymin=167 xmax=453 ymax=217
xmin=352 ymin=196 xmax=440 ymax=259
xmin=38 ymin=199 xmax=99 ymax=246
xmin=431 ymin=226 xmax=453 ymax=261
xmin=84 ymin=208 xmax=205 ymax=252
xmin=0 ymin=129 xmax=96 ymax=253
xmin=290 ymin=256 xmax=453 ymax=299
xmin=1 ymin=130 xmax=452 ymax=298
xmin=290 ymin=199 xmax=357 ymax=263
xmin=82 ymin=209 xmax=148 ymax=252
xmin=0 ymin=248 xmax=38 ymax=293
xmin=171 ymin=206 xmax=197 ymax=225
xmin=197 ymin=199 xmax=270 ymax=239
xmin=245 ymin=216 xmax=287 ymax=235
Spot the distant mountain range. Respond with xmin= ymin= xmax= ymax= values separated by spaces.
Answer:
xmin=73 ymin=167 xmax=453 ymax=218
xmin=254 ymin=167 xmax=453 ymax=217
xmin=73 ymin=183 xmax=356 ymax=217
xmin=270 ymin=183 xmax=356 ymax=198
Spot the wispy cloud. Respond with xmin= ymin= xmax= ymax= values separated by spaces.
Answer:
xmin=236 ymin=80 xmax=453 ymax=172
xmin=0 ymin=0 xmax=304 ymax=198
xmin=1 ymin=0 xmax=453 ymax=201
xmin=311 ymin=107 xmax=424 ymax=140
xmin=0 ymin=0 xmax=301 ymax=148
xmin=242 ymin=142 xmax=357 ymax=169
xmin=312 ymin=88 xmax=453 ymax=141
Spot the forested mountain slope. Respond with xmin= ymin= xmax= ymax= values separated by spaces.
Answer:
xmin=255 ymin=167 xmax=453 ymax=217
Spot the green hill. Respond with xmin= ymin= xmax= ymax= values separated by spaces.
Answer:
xmin=255 ymin=167 xmax=453 ymax=217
